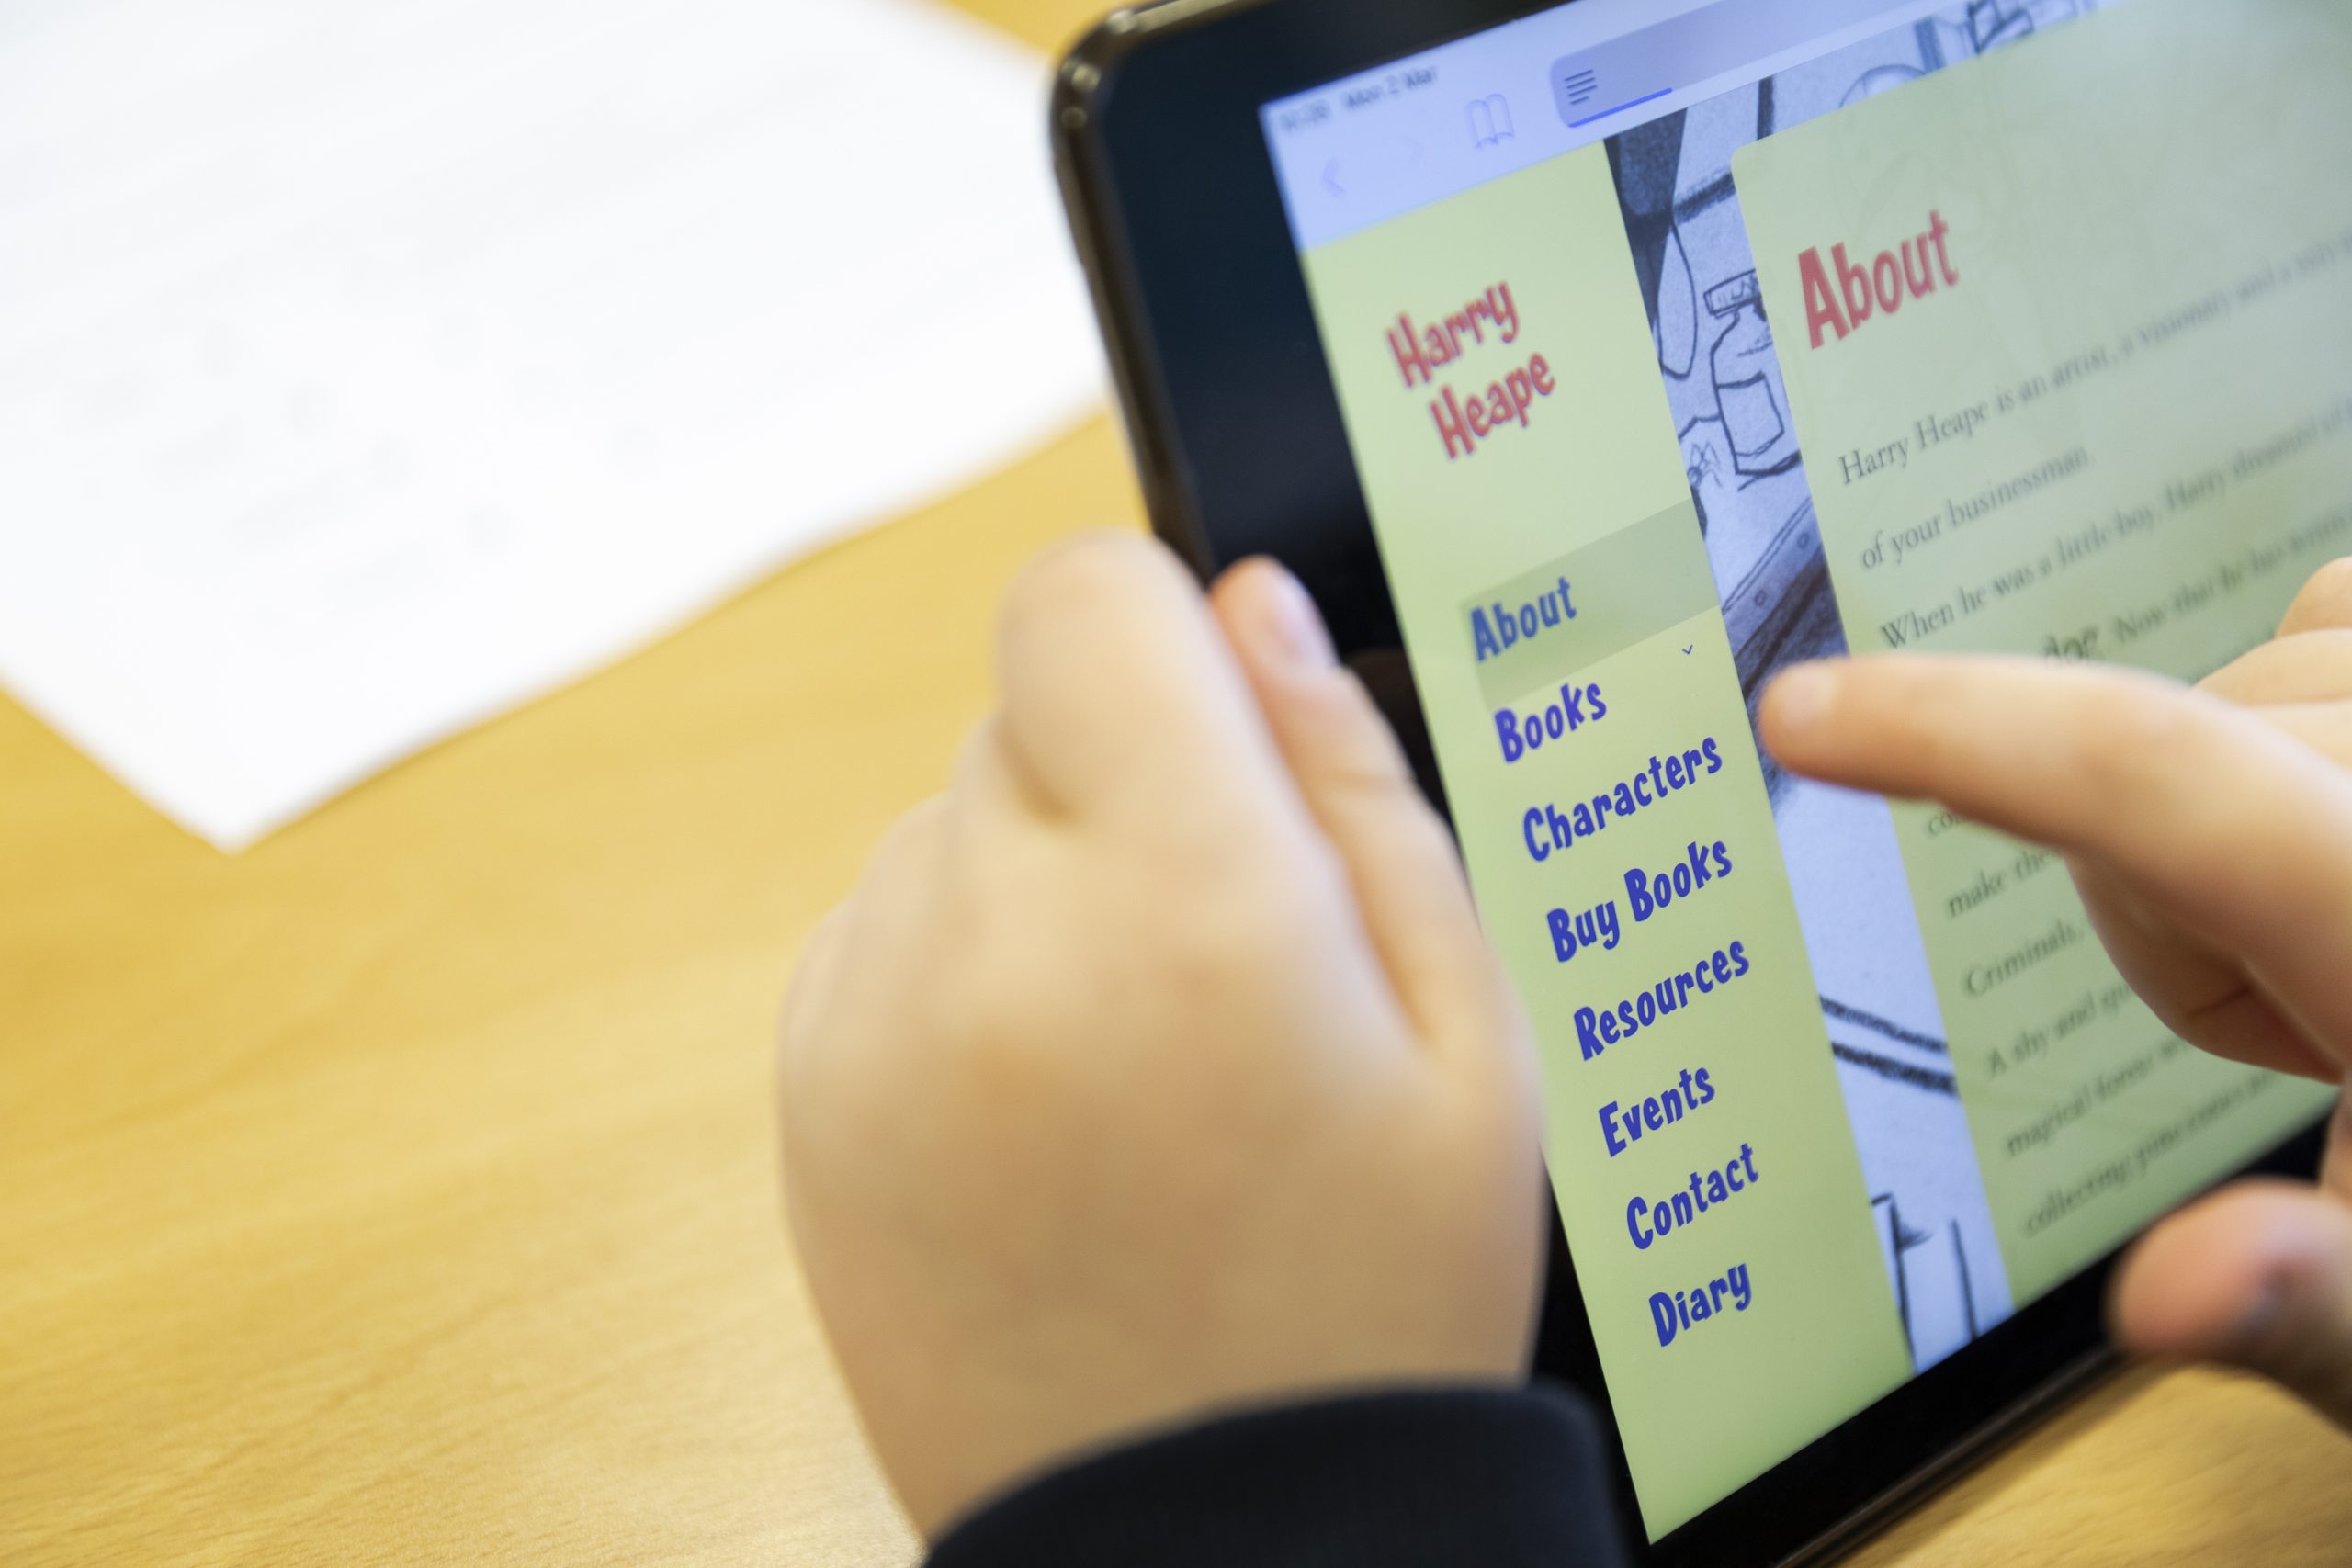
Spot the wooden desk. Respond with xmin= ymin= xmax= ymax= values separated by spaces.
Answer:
xmin=8 ymin=3 xmax=2352 ymax=1561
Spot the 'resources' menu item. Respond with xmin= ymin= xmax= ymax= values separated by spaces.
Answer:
xmin=1267 ymin=0 xmax=2350 ymax=1540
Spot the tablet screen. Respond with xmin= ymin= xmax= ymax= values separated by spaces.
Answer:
xmin=1257 ymin=0 xmax=2350 ymax=1538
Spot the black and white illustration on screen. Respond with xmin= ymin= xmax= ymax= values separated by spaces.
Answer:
xmin=1599 ymin=0 xmax=2113 ymax=1369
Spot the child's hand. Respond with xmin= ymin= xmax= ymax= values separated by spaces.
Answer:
xmin=1761 ymin=559 xmax=2352 ymax=1428
xmin=780 ymin=535 xmax=1544 ymax=1538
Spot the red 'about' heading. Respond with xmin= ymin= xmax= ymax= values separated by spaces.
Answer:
xmin=1797 ymin=210 xmax=1959 ymax=349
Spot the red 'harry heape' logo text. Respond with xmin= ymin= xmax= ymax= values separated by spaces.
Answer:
xmin=1797 ymin=210 xmax=1959 ymax=349
xmin=1385 ymin=281 xmax=1558 ymax=459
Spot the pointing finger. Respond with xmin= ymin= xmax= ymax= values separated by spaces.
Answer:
xmin=1762 ymin=654 xmax=2352 ymax=1059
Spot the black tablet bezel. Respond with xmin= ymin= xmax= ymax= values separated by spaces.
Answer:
xmin=1047 ymin=4 xmax=2329 ymax=1561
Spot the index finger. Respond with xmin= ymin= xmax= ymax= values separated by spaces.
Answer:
xmin=1761 ymin=654 xmax=2352 ymax=1035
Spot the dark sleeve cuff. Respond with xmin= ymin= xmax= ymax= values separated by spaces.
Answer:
xmin=924 ymin=1384 xmax=1631 ymax=1568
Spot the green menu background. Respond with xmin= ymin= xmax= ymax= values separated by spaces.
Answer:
xmin=1298 ymin=146 xmax=1911 ymax=1537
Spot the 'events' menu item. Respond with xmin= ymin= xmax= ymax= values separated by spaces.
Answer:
xmin=1266 ymin=0 xmax=2349 ymax=1539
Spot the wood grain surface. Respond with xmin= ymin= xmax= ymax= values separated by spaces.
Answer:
xmin=7 ymin=2 xmax=2351 ymax=1562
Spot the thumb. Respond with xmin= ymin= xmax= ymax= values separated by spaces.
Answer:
xmin=2113 ymin=1159 xmax=2352 ymax=1428
xmin=1208 ymin=558 xmax=1526 ymax=1075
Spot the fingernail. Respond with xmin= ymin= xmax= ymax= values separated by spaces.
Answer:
xmin=1767 ymin=662 xmax=1839 ymax=734
xmin=1258 ymin=564 xmax=1336 ymax=671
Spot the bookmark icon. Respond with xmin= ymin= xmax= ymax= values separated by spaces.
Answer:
xmin=1467 ymin=94 xmax=1514 ymax=149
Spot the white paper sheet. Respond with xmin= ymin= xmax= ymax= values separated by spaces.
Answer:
xmin=0 ymin=0 xmax=1103 ymax=849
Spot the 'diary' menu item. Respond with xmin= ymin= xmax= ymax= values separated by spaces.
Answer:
xmin=1276 ymin=0 xmax=2349 ymax=1540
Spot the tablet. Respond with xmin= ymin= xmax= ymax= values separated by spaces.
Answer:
xmin=1052 ymin=0 xmax=2352 ymax=1559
